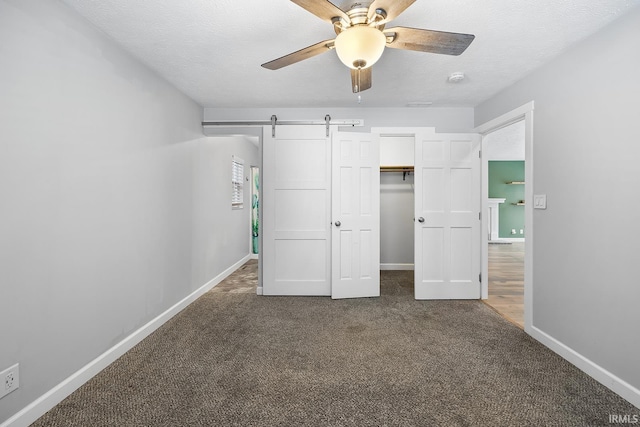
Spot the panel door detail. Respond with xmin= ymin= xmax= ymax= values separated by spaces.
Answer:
xmin=331 ymin=132 xmax=380 ymax=299
xmin=263 ymin=125 xmax=331 ymax=296
xmin=414 ymin=132 xmax=481 ymax=299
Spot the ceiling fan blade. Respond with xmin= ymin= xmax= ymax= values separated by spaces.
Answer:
xmin=351 ymin=67 xmax=372 ymax=93
xmin=261 ymin=39 xmax=335 ymax=70
xmin=291 ymin=0 xmax=349 ymax=24
xmin=368 ymin=0 xmax=416 ymax=24
xmin=384 ymin=26 xmax=475 ymax=55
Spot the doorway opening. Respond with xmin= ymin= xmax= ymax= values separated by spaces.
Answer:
xmin=482 ymin=120 xmax=526 ymax=328
xmin=380 ymin=135 xmax=415 ymax=295
xmin=476 ymin=102 xmax=534 ymax=331
xmin=250 ymin=166 xmax=260 ymax=259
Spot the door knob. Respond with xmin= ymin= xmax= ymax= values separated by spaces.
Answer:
xmin=334 ymin=221 xmax=341 ymax=227
xmin=418 ymin=217 xmax=425 ymax=223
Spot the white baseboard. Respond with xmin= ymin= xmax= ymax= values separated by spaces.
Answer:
xmin=490 ymin=238 xmax=525 ymax=243
xmin=380 ymin=263 xmax=414 ymax=271
xmin=1 ymin=254 xmax=252 ymax=427
xmin=529 ymin=325 xmax=640 ymax=409
xmin=256 ymin=286 xmax=263 ymax=295
xmin=250 ymin=253 xmax=259 ymax=260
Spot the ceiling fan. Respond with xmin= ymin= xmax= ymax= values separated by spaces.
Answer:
xmin=261 ymin=0 xmax=475 ymax=93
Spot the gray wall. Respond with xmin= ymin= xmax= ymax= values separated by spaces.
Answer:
xmin=476 ymin=6 xmax=640 ymax=393
xmin=0 ymin=0 xmax=256 ymax=423
xmin=192 ymin=136 xmax=259 ymax=287
xmin=380 ymin=173 xmax=414 ymax=266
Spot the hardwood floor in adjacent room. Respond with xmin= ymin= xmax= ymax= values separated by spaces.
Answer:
xmin=485 ymin=242 xmax=524 ymax=328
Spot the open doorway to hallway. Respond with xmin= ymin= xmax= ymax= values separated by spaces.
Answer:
xmin=482 ymin=120 xmax=525 ymax=328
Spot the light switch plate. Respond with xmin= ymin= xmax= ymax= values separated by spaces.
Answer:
xmin=534 ymin=194 xmax=547 ymax=209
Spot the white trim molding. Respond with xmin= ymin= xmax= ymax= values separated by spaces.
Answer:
xmin=1 ymin=254 xmax=252 ymax=427
xmin=474 ymin=101 xmax=535 ymax=135
xmin=487 ymin=198 xmax=506 ymax=241
xmin=530 ymin=326 xmax=640 ymax=409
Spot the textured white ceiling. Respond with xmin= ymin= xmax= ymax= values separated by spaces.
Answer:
xmin=60 ymin=0 xmax=640 ymax=108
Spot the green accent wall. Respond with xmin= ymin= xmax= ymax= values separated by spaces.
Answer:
xmin=489 ymin=161 xmax=525 ymax=238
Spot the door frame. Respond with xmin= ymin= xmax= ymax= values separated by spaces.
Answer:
xmin=474 ymin=101 xmax=535 ymax=333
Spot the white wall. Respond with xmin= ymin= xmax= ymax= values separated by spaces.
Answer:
xmin=475 ymin=6 xmax=640 ymax=404
xmin=0 ymin=0 xmax=256 ymax=424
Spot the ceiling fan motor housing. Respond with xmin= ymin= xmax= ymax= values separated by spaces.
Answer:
xmin=346 ymin=6 xmax=370 ymax=25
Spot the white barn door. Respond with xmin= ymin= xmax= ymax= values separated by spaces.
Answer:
xmin=263 ymin=125 xmax=331 ymax=296
xmin=414 ymin=132 xmax=481 ymax=299
xmin=331 ymin=132 xmax=380 ymax=299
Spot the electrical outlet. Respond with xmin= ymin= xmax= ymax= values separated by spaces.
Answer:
xmin=0 ymin=364 xmax=19 ymax=399
xmin=511 ymin=229 xmax=516 ymax=235
xmin=5 ymin=373 xmax=13 ymax=389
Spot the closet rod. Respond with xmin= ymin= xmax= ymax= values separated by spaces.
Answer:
xmin=380 ymin=166 xmax=414 ymax=173
xmin=381 ymin=166 xmax=414 ymax=180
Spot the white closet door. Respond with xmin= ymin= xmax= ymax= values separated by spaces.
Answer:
xmin=263 ymin=125 xmax=331 ymax=296
xmin=414 ymin=132 xmax=481 ymax=299
xmin=331 ymin=132 xmax=380 ymax=299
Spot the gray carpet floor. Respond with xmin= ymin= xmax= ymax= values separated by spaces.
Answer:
xmin=33 ymin=262 xmax=639 ymax=426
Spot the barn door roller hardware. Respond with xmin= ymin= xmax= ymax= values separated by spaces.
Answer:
xmin=202 ymin=115 xmax=363 ymax=137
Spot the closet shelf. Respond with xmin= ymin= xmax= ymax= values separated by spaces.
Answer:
xmin=512 ymin=202 xmax=525 ymax=206
xmin=506 ymin=181 xmax=525 ymax=184
xmin=381 ymin=166 xmax=414 ymax=173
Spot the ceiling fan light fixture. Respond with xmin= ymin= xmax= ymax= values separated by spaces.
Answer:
xmin=334 ymin=25 xmax=386 ymax=69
